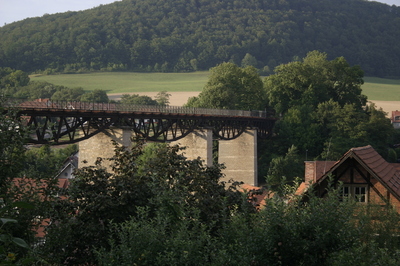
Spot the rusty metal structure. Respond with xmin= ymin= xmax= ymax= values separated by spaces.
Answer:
xmin=6 ymin=99 xmax=277 ymax=145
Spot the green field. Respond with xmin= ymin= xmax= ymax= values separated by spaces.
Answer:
xmin=362 ymin=77 xmax=400 ymax=101
xmin=31 ymin=72 xmax=210 ymax=94
xmin=31 ymin=72 xmax=400 ymax=101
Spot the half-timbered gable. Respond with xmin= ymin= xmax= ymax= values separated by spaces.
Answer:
xmin=300 ymin=145 xmax=400 ymax=212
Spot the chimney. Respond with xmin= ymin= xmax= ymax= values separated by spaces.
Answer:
xmin=304 ymin=161 xmax=316 ymax=186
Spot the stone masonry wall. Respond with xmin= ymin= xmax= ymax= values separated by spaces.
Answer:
xmin=218 ymin=129 xmax=257 ymax=186
xmin=170 ymin=129 xmax=213 ymax=166
xmin=79 ymin=128 xmax=132 ymax=169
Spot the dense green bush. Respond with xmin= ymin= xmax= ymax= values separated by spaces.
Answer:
xmin=95 ymin=208 xmax=214 ymax=265
xmin=93 ymin=179 xmax=400 ymax=265
xmin=40 ymin=141 xmax=250 ymax=265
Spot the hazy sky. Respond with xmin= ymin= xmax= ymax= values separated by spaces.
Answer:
xmin=0 ymin=0 xmax=398 ymax=26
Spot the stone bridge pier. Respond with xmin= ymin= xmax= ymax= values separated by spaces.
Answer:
xmin=79 ymin=128 xmax=258 ymax=186
xmin=78 ymin=127 xmax=132 ymax=169
xmin=218 ymin=129 xmax=257 ymax=186
xmin=170 ymin=129 xmax=214 ymax=167
xmin=171 ymin=129 xmax=257 ymax=186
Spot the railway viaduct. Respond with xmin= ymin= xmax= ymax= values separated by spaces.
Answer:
xmin=13 ymin=100 xmax=277 ymax=186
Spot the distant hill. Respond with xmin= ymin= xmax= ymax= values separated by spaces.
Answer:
xmin=0 ymin=0 xmax=399 ymax=77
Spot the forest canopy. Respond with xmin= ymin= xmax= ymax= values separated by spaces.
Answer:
xmin=0 ymin=0 xmax=399 ymax=77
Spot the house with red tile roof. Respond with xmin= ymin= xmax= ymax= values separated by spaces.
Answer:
xmin=391 ymin=110 xmax=400 ymax=129
xmin=10 ymin=177 xmax=71 ymax=239
xmin=35 ymin=178 xmax=70 ymax=238
xmin=240 ymin=183 xmax=272 ymax=210
xmin=297 ymin=145 xmax=400 ymax=212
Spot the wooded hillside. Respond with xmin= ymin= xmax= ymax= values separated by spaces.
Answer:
xmin=0 ymin=0 xmax=399 ymax=77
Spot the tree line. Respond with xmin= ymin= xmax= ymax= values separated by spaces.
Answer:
xmin=0 ymin=67 xmax=171 ymax=105
xmin=0 ymin=0 xmax=399 ymax=77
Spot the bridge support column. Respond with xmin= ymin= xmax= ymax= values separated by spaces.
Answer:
xmin=218 ymin=129 xmax=258 ymax=186
xmin=79 ymin=128 xmax=132 ymax=169
xmin=171 ymin=128 xmax=213 ymax=166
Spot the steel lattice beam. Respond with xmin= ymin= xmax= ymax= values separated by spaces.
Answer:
xmin=8 ymin=100 xmax=277 ymax=145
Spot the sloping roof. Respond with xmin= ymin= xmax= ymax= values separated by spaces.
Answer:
xmin=295 ymin=181 xmax=307 ymax=196
xmin=317 ymin=145 xmax=400 ymax=201
xmin=297 ymin=161 xmax=336 ymax=195
xmin=240 ymin=184 xmax=271 ymax=210
xmin=55 ymin=153 xmax=78 ymax=179
xmin=354 ymin=146 xmax=400 ymax=198
xmin=58 ymin=178 xmax=70 ymax=190
xmin=391 ymin=110 xmax=400 ymax=123
xmin=313 ymin=161 xmax=337 ymax=182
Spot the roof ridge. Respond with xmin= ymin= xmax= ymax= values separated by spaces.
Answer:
xmin=350 ymin=145 xmax=372 ymax=151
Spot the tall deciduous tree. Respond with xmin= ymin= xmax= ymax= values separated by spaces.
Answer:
xmin=154 ymin=91 xmax=171 ymax=106
xmin=264 ymin=51 xmax=393 ymax=169
xmin=0 ymin=97 xmax=27 ymax=197
xmin=80 ymin=89 xmax=109 ymax=103
xmin=315 ymin=100 xmax=394 ymax=160
xmin=186 ymin=62 xmax=267 ymax=110
xmin=265 ymin=51 xmax=366 ymax=114
xmin=274 ymin=104 xmax=324 ymax=156
xmin=51 ymin=87 xmax=86 ymax=101
xmin=241 ymin=53 xmax=258 ymax=68
xmin=266 ymin=145 xmax=303 ymax=192
xmin=42 ymin=141 xmax=250 ymax=265
xmin=119 ymin=94 xmax=158 ymax=105
xmin=0 ymin=68 xmax=29 ymax=90
xmin=0 ymin=95 xmax=60 ymax=261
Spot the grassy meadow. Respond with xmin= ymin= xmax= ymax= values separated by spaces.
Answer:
xmin=30 ymin=72 xmax=400 ymax=101
xmin=362 ymin=77 xmax=400 ymax=101
xmin=31 ymin=72 xmax=210 ymax=94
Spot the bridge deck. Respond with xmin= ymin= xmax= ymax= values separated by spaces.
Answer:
xmin=4 ymin=99 xmax=277 ymax=144
xmin=14 ymin=100 xmax=273 ymax=119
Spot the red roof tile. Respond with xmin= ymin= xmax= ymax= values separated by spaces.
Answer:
xmin=295 ymin=182 xmax=307 ymax=195
xmin=58 ymin=178 xmax=70 ymax=189
xmin=392 ymin=111 xmax=400 ymax=122
xmin=240 ymin=184 xmax=271 ymax=209
xmin=315 ymin=161 xmax=336 ymax=182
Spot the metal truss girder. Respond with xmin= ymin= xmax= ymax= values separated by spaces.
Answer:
xmin=15 ymin=102 xmax=276 ymax=145
xmin=130 ymin=117 xmax=200 ymax=142
xmin=26 ymin=115 xmax=116 ymax=145
xmin=211 ymin=120 xmax=248 ymax=140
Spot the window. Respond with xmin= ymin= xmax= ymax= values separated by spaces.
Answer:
xmin=342 ymin=185 xmax=367 ymax=202
xmin=354 ymin=186 xmax=366 ymax=202
xmin=342 ymin=186 xmax=350 ymax=198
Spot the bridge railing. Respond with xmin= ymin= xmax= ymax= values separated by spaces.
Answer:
xmin=6 ymin=99 xmax=274 ymax=118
